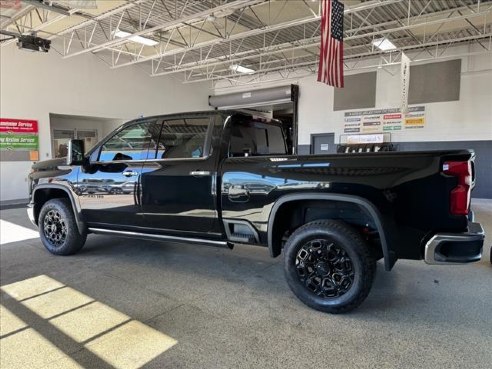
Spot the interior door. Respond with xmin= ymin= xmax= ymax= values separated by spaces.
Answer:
xmin=140 ymin=115 xmax=220 ymax=236
xmin=311 ymin=133 xmax=336 ymax=154
xmin=76 ymin=120 xmax=161 ymax=228
xmin=52 ymin=129 xmax=75 ymax=158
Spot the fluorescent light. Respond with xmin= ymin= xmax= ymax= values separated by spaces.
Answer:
xmin=114 ymin=30 xmax=158 ymax=47
xmin=372 ymin=37 xmax=397 ymax=51
xmin=229 ymin=64 xmax=255 ymax=74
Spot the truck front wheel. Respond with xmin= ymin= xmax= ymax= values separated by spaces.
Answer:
xmin=284 ymin=220 xmax=376 ymax=313
xmin=38 ymin=198 xmax=87 ymax=255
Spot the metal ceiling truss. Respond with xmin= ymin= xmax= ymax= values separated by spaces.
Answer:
xmin=150 ymin=5 xmax=492 ymax=79
xmin=184 ymin=33 xmax=492 ymax=84
xmin=1 ymin=0 xmax=491 ymax=87
xmin=61 ymin=0 xmax=267 ymax=57
xmin=213 ymin=42 xmax=492 ymax=89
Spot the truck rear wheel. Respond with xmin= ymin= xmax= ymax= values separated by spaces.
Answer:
xmin=38 ymin=198 xmax=87 ymax=255
xmin=283 ymin=220 xmax=376 ymax=314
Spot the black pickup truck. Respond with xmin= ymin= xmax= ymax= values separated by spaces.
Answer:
xmin=28 ymin=111 xmax=485 ymax=313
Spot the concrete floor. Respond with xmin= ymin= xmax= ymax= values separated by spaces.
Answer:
xmin=1 ymin=200 xmax=491 ymax=369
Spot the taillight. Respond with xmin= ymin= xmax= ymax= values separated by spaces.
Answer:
xmin=442 ymin=161 xmax=472 ymax=215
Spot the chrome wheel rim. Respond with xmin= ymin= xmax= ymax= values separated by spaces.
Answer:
xmin=295 ymin=239 xmax=355 ymax=298
xmin=43 ymin=210 xmax=67 ymax=247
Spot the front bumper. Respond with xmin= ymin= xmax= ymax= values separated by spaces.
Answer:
xmin=27 ymin=203 xmax=37 ymax=227
xmin=425 ymin=222 xmax=484 ymax=264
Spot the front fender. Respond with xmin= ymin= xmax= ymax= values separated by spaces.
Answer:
xmin=31 ymin=183 xmax=85 ymax=234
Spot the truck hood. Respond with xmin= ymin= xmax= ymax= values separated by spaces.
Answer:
xmin=31 ymin=157 xmax=67 ymax=171
xmin=30 ymin=157 xmax=73 ymax=182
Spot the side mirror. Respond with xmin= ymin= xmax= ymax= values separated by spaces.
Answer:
xmin=67 ymin=139 xmax=85 ymax=165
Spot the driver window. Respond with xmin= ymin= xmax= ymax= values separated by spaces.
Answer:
xmin=99 ymin=121 xmax=161 ymax=161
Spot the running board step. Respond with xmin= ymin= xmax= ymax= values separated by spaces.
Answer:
xmin=88 ymin=228 xmax=230 ymax=248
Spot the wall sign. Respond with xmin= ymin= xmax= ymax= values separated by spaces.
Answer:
xmin=400 ymin=53 xmax=411 ymax=114
xmin=343 ymin=106 xmax=425 ymax=133
xmin=346 ymin=134 xmax=384 ymax=144
xmin=0 ymin=118 xmax=39 ymax=161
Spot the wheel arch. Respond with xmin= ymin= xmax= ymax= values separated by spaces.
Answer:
xmin=267 ymin=193 xmax=396 ymax=271
xmin=32 ymin=184 xmax=85 ymax=234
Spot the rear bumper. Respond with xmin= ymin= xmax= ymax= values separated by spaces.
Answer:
xmin=27 ymin=204 xmax=36 ymax=227
xmin=425 ymin=222 xmax=484 ymax=264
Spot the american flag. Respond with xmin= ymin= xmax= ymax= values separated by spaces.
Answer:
xmin=317 ymin=0 xmax=345 ymax=88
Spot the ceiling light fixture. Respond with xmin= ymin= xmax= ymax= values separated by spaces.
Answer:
xmin=114 ymin=30 xmax=158 ymax=47
xmin=229 ymin=64 xmax=255 ymax=74
xmin=372 ymin=37 xmax=397 ymax=51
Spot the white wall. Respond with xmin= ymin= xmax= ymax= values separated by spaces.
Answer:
xmin=50 ymin=114 xmax=124 ymax=145
xmin=212 ymin=45 xmax=492 ymax=146
xmin=297 ymin=52 xmax=492 ymax=145
xmin=0 ymin=43 xmax=211 ymax=202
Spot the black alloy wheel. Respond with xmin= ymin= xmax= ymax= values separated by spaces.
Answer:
xmin=38 ymin=198 xmax=87 ymax=255
xmin=295 ymin=239 xmax=355 ymax=298
xmin=43 ymin=209 xmax=68 ymax=247
xmin=284 ymin=220 xmax=376 ymax=314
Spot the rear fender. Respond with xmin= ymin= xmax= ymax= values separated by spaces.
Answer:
xmin=268 ymin=193 xmax=397 ymax=271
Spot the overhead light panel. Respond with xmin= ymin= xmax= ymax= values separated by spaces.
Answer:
xmin=372 ymin=37 xmax=397 ymax=51
xmin=229 ymin=64 xmax=255 ymax=74
xmin=114 ymin=30 xmax=158 ymax=47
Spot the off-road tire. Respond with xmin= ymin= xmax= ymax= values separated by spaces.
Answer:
xmin=284 ymin=220 xmax=376 ymax=314
xmin=38 ymin=198 xmax=87 ymax=255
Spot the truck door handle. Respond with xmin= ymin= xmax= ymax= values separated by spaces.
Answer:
xmin=190 ymin=170 xmax=211 ymax=177
xmin=228 ymin=185 xmax=250 ymax=202
xmin=123 ymin=171 xmax=139 ymax=177
xmin=229 ymin=186 xmax=249 ymax=197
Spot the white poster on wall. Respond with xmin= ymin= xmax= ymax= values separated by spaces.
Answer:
xmin=343 ymin=106 xmax=425 ymax=134
xmin=401 ymin=52 xmax=411 ymax=114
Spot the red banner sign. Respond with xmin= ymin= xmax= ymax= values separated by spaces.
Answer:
xmin=383 ymin=114 xmax=402 ymax=120
xmin=0 ymin=118 xmax=38 ymax=134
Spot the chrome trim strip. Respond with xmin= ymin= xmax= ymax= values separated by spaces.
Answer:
xmin=88 ymin=227 xmax=229 ymax=247
xmin=424 ymin=222 xmax=484 ymax=265
xmin=91 ymin=156 xmax=211 ymax=165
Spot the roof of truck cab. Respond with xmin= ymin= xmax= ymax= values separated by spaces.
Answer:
xmin=131 ymin=110 xmax=244 ymax=124
xmin=121 ymin=110 xmax=282 ymax=128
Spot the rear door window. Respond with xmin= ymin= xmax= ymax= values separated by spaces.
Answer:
xmin=153 ymin=117 xmax=211 ymax=159
xmin=230 ymin=121 xmax=287 ymax=156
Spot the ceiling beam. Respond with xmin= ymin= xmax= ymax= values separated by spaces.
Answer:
xmin=147 ymin=8 xmax=491 ymax=77
xmin=0 ymin=5 xmax=35 ymax=29
xmin=53 ymin=0 xmax=146 ymax=38
xmin=182 ymin=33 xmax=492 ymax=83
xmin=62 ymin=0 xmax=266 ymax=58
xmin=111 ymin=0 xmax=405 ymax=69
xmin=111 ymin=1 xmax=491 ymax=70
